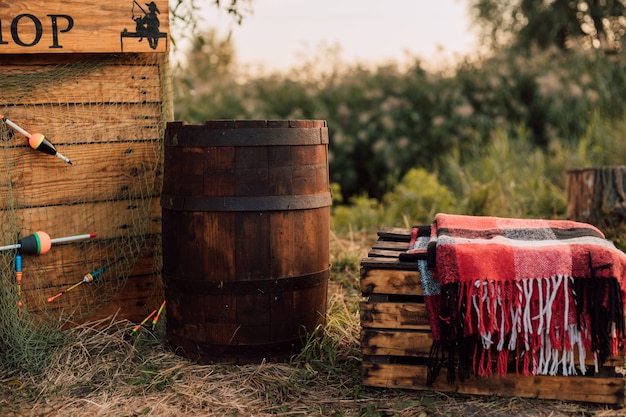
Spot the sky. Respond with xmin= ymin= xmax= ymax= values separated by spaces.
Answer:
xmin=173 ymin=0 xmax=478 ymax=73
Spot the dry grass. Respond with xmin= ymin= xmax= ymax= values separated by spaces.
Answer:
xmin=0 ymin=233 xmax=625 ymax=416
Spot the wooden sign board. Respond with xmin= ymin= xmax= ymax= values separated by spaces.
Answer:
xmin=0 ymin=0 xmax=169 ymax=53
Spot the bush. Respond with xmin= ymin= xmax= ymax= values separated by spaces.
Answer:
xmin=382 ymin=168 xmax=460 ymax=227
xmin=331 ymin=194 xmax=383 ymax=236
xmin=440 ymin=127 xmax=567 ymax=219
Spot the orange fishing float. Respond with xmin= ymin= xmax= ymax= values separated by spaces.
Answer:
xmin=0 ymin=232 xmax=96 ymax=254
xmin=0 ymin=114 xmax=72 ymax=165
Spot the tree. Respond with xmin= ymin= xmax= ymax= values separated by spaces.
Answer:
xmin=471 ymin=0 xmax=626 ymax=53
xmin=173 ymin=29 xmax=241 ymax=121
xmin=169 ymin=0 xmax=253 ymax=46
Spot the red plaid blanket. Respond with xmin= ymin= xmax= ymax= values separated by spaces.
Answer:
xmin=420 ymin=213 xmax=626 ymax=384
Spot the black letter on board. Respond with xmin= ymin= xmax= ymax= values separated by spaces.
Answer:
xmin=11 ymin=14 xmax=43 ymax=47
xmin=0 ymin=20 xmax=8 ymax=45
xmin=48 ymin=14 xmax=74 ymax=49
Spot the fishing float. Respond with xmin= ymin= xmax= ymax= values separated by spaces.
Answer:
xmin=15 ymin=252 xmax=23 ymax=309
xmin=47 ymin=263 xmax=109 ymax=303
xmin=0 ymin=113 xmax=72 ymax=165
xmin=151 ymin=300 xmax=166 ymax=329
xmin=0 ymin=232 xmax=96 ymax=255
xmin=132 ymin=309 xmax=157 ymax=333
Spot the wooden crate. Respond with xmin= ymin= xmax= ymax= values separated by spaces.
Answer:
xmin=0 ymin=0 xmax=171 ymax=324
xmin=360 ymin=227 xmax=626 ymax=406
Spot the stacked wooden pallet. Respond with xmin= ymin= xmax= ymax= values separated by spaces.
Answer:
xmin=360 ymin=227 xmax=625 ymax=406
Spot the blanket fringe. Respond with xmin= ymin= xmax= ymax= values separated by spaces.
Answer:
xmin=433 ymin=275 xmax=624 ymax=382
xmin=426 ymin=341 xmax=442 ymax=387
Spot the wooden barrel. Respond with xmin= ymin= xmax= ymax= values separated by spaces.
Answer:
xmin=161 ymin=120 xmax=331 ymax=364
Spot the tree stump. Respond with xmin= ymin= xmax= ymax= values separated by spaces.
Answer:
xmin=566 ymin=166 xmax=626 ymax=232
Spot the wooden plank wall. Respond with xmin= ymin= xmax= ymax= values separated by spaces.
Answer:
xmin=0 ymin=53 xmax=170 ymax=325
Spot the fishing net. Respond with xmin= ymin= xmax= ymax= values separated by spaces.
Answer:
xmin=0 ymin=53 xmax=171 ymax=372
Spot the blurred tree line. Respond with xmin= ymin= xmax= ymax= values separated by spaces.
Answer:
xmin=473 ymin=0 xmax=626 ymax=52
xmin=172 ymin=0 xmax=626 ymax=231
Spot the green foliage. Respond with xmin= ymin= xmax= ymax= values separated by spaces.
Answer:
xmin=454 ymin=48 xmax=626 ymax=150
xmin=470 ymin=0 xmax=626 ymax=53
xmin=330 ymin=182 xmax=343 ymax=205
xmin=173 ymin=29 xmax=242 ymax=121
xmin=572 ymin=111 xmax=626 ymax=168
xmin=331 ymin=112 xmax=626 ymax=232
xmin=170 ymin=1 xmax=624 ymax=223
xmin=331 ymin=194 xmax=382 ymax=236
xmin=173 ymin=24 xmax=626 ymax=242
xmin=440 ymin=127 xmax=568 ymax=219
xmin=173 ymin=30 xmax=626 ymax=203
xmin=328 ymin=227 xmax=374 ymax=297
xmin=382 ymin=168 xmax=459 ymax=227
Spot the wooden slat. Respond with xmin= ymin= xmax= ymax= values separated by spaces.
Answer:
xmin=0 ymin=53 xmax=159 ymax=66
xmin=361 ymin=329 xmax=432 ymax=357
xmin=360 ymin=257 xmax=418 ymax=270
xmin=10 ymin=198 xmax=161 ymax=242
xmin=0 ymin=65 xmax=164 ymax=105
xmin=0 ymin=141 xmax=162 ymax=208
xmin=22 ymin=246 xmax=161 ymax=322
xmin=58 ymin=273 xmax=163 ymax=325
xmin=376 ymin=227 xmax=412 ymax=240
xmin=362 ymin=363 xmax=625 ymax=406
xmin=361 ymin=269 xmax=422 ymax=296
xmin=20 ymin=236 xmax=160 ymax=291
xmin=0 ymin=103 xmax=164 ymax=143
xmin=361 ymin=328 xmax=624 ymax=368
xmin=366 ymin=248 xmax=405 ymax=258
xmin=27 ymin=270 xmax=160 ymax=315
xmin=370 ymin=240 xmax=410 ymax=252
xmin=360 ymin=302 xmax=430 ymax=330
